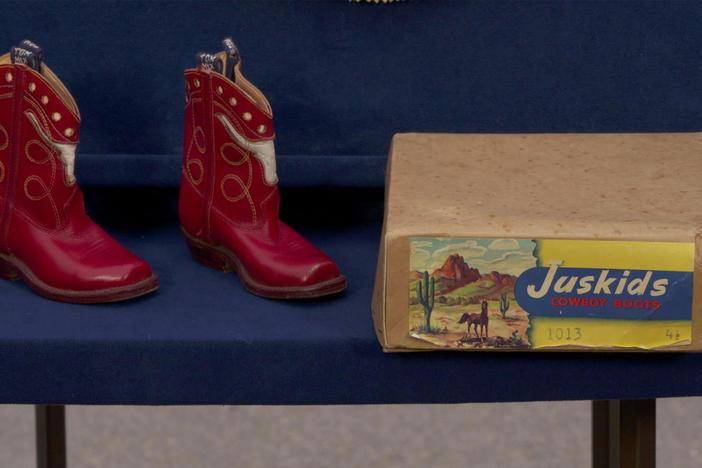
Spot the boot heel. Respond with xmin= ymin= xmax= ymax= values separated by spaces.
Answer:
xmin=0 ymin=256 xmax=20 ymax=281
xmin=185 ymin=237 xmax=233 ymax=273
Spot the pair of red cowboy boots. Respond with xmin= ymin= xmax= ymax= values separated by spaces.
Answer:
xmin=0 ymin=39 xmax=346 ymax=303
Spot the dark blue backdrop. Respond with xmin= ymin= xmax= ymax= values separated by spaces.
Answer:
xmin=0 ymin=1 xmax=700 ymax=162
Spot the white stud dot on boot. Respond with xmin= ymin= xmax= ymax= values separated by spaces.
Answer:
xmin=4 ymin=73 xmax=12 ymax=83
xmin=242 ymin=112 xmax=252 ymax=121
xmin=216 ymin=86 xmax=223 ymax=95
xmin=28 ymin=82 xmax=36 ymax=92
xmin=63 ymin=128 xmax=74 ymax=137
xmin=229 ymin=97 xmax=237 ymax=106
xmin=257 ymin=125 xmax=267 ymax=134
xmin=41 ymin=96 xmax=49 ymax=105
xmin=193 ymin=79 xmax=200 ymax=88
xmin=51 ymin=112 xmax=61 ymax=122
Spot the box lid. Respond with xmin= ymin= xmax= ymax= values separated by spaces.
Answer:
xmin=374 ymin=133 xmax=702 ymax=351
xmin=386 ymin=133 xmax=702 ymax=242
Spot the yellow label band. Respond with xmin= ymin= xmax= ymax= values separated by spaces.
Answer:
xmin=409 ymin=236 xmax=694 ymax=350
xmin=530 ymin=317 xmax=691 ymax=349
xmin=537 ymin=239 xmax=694 ymax=272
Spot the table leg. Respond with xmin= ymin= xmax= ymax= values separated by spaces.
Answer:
xmin=592 ymin=399 xmax=656 ymax=468
xmin=35 ymin=405 xmax=66 ymax=468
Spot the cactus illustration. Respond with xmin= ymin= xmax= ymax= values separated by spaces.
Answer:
xmin=416 ymin=270 xmax=435 ymax=332
xmin=499 ymin=292 xmax=510 ymax=319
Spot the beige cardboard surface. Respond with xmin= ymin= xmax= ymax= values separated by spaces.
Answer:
xmin=372 ymin=133 xmax=702 ymax=351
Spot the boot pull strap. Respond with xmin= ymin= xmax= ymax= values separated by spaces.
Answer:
xmin=10 ymin=47 xmax=40 ymax=72
xmin=19 ymin=40 xmax=43 ymax=61
xmin=221 ymin=37 xmax=240 ymax=82
xmin=195 ymin=52 xmax=224 ymax=74
xmin=11 ymin=39 xmax=43 ymax=73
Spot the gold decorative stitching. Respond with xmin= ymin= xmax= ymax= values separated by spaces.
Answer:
xmin=216 ymin=119 xmax=256 ymax=223
xmin=220 ymin=174 xmax=250 ymax=203
xmin=24 ymin=175 xmax=52 ymax=200
xmin=25 ymin=139 xmax=53 ymax=165
xmin=23 ymin=138 xmax=60 ymax=229
xmin=185 ymin=159 xmax=204 ymax=186
xmin=220 ymin=174 xmax=256 ymax=225
xmin=220 ymin=142 xmax=248 ymax=166
xmin=193 ymin=126 xmax=206 ymax=154
xmin=0 ymin=123 xmax=7 ymax=151
xmin=183 ymin=98 xmax=205 ymax=188
xmin=0 ymin=94 xmax=11 ymax=177
xmin=183 ymin=83 xmax=260 ymax=224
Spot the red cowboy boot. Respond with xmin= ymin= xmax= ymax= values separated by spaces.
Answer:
xmin=0 ymin=42 xmax=159 ymax=303
xmin=179 ymin=40 xmax=347 ymax=299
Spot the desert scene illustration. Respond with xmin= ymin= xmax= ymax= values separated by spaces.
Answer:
xmin=409 ymin=237 xmax=537 ymax=349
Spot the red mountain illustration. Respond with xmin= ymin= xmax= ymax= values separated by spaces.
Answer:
xmin=431 ymin=254 xmax=481 ymax=294
xmin=485 ymin=270 xmax=517 ymax=288
xmin=410 ymin=255 xmax=519 ymax=297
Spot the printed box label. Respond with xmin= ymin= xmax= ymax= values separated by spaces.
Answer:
xmin=409 ymin=237 xmax=694 ymax=349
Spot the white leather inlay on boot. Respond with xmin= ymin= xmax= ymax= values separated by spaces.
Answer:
xmin=26 ymin=111 xmax=77 ymax=185
xmin=217 ymin=113 xmax=278 ymax=185
xmin=52 ymin=141 xmax=77 ymax=185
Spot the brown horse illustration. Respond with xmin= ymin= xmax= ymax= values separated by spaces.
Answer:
xmin=458 ymin=301 xmax=489 ymax=340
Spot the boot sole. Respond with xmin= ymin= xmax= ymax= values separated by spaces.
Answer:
xmin=0 ymin=252 xmax=159 ymax=304
xmin=182 ymin=228 xmax=348 ymax=299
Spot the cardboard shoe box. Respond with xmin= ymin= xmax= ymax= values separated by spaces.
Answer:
xmin=372 ymin=133 xmax=702 ymax=351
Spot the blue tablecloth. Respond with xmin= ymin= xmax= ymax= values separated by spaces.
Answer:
xmin=1 ymin=218 xmax=701 ymax=405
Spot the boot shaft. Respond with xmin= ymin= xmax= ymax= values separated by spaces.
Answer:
xmin=181 ymin=52 xmax=279 ymax=237
xmin=0 ymin=54 xmax=81 ymax=233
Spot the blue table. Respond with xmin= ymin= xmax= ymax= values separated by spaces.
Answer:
xmin=2 ymin=178 xmax=701 ymax=407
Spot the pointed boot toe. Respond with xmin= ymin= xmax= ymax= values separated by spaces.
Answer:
xmin=303 ymin=259 xmax=343 ymax=286
xmin=76 ymin=241 xmax=158 ymax=300
xmin=299 ymin=259 xmax=347 ymax=298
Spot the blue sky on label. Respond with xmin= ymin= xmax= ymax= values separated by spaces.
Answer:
xmin=410 ymin=237 xmax=537 ymax=276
